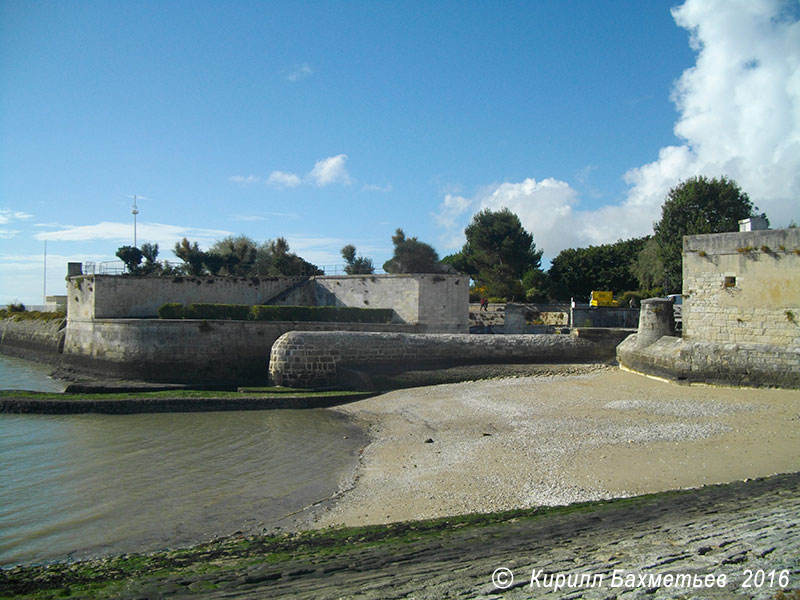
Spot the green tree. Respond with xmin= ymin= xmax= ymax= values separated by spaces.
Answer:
xmin=173 ymin=238 xmax=206 ymax=276
xmin=209 ymin=235 xmax=258 ymax=276
xmin=382 ymin=229 xmax=442 ymax=273
xmin=341 ymin=244 xmax=375 ymax=275
xmin=440 ymin=250 xmax=470 ymax=274
xmin=263 ymin=237 xmax=323 ymax=276
xmin=630 ymin=237 xmax=664 ymax=292
xmin=202 ymin=252 xmax=226 ymax=276
xmin=460 ymin=208 xmax=542 ymax=299
xmin=140 ymin=243 xmax=162 ymax=275
xmin=116 ymin=245 xmax=143 ymax=274
xmin=653 ymin=176 xmax=758 ymax=293
xmin=548 ymin=237 xmax=648 ymax=301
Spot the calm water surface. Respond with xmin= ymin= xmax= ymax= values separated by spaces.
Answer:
xmin=0 ymin=355 xmax=365 ymax=566
xmin=0 ymin=354 xmax=66 ymax=392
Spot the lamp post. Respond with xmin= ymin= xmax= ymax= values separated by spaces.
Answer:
xmin=132 ymin=195 xmax=139 ymax=248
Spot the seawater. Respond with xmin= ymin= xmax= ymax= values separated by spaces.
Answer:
xmin=0 ymin=354 xmax=66 ymax=393
xmin=0 ymin=355 xmax=365 ymax=566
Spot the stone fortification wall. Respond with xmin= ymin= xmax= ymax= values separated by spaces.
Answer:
xmin=570 ymin=306 xmax=640 ymax=329
xmin=62 ymin=319 xmax=420 ymax=384
xmin=683 ymin=228 xmax=800 ymax=347
xmin=66 ymin=273 xmax=468 ymax=331
xmin=269 ymin=330 xmax=625 ymax=389
xmin=617 ymin=286 xmax=800 ymax=388
xmin=617 ymin=334 xmax=800 ymax=388
xmin=312 ymin=276 xmax=418 ymax=323
xmin=503 ymin=304 xmax=639 ymax=333
xmin=273 ymin=274 xmax=469 ymax=331
xmin=67 ymin=275 xmax=306 ymax=319
xmin=58 ymin=272 xmax=467 ymax=383
xmin=0 ymin=317 xmax=66 ymax=362
xmin=416 ymin=275 xmax=469 ymax=330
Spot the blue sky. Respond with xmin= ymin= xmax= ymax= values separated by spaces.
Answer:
xmin=2 ymin=0 xmax=799 ymax=306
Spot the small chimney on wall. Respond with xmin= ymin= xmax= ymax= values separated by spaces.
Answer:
xmin=738 ymin=217 xmax=769 ymax=232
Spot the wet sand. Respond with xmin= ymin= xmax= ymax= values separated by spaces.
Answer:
xmin=310 ymin=367 xmax=800 ymax=529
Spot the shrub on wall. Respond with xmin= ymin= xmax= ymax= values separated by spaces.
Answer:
xmin=156 ymin=303 xmax=393 ymax=323
xmin=157 ymin=303 xmax=185 ymax=319
xmin=0 ymin=309 xmax=65 ymax=321
xmin=185 ymin=304 xmax=252 ymax=320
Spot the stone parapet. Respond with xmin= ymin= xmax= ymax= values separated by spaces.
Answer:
xmin=269 ymin=331 xmax=624 ymax=389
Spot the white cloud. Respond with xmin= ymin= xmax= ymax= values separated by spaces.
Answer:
xmin=267 ymin=171 xmax=302 ymax=188
xmin=33 ymin=221 xmax=231 ymax=248
xmin=434 ymin=0 xmax=800 ymax=258
xmin=265 ymin=154 xmax=358 ymax=189
xmin=479 ymin=178 xmax=587 ymax=256
xmin=624 ymin=0 xmax=800 ymax=227
xmin=308 ymin=154 xmax=352 ymax=187
xmin=229 ymin=175 xmax=260 ymax=185
xmin=434 ymin=178 xmax=587 ymax=257
xmin=0 ymin=209 xmax=33 ymax=225
xmin=361 ymin=183 xmax=393 ymax=193
xmin=288 ymin=63 xmax=313 ymax=82
xmin=434 ymin=193 xmax=471 ymax=230
xmin=284 ymin=235 xmax=348 ymax=267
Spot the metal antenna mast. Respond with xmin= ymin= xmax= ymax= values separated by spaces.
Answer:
xmin=132 ymin=195 xmax=139 ymax=247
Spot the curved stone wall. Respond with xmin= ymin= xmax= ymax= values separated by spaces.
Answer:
xmin=62 ymin=319 xmax=419 ymax=384
xmin=617 ymin=334 xmax=800 ymax=388
xmin=269 ymin=330 xmax=624 ymax=389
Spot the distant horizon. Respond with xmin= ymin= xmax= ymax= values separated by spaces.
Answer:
xmin=3 ymin=0 xmax=799 ymax=305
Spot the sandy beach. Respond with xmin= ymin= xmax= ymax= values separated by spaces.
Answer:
xmin=310 ymin=366 xmax=800 ymax=529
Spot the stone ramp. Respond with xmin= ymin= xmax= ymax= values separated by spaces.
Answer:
xmin=37 ymin=472 xmax=795 ymax=599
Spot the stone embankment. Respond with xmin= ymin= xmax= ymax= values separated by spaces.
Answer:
xmin=269 ymin=329 xmax=631 ymax=389
xmin=618 ymin=298 xmax=800 ymax=388
xmin=0 ymin=391 xmax=373 ymax=415
xmin=2 ymin=474 xmax=797 ymax=599
xmin=0 ymin=316 xmax=65 ymax=363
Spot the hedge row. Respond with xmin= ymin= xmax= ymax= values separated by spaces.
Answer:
xmin=157 ymin=303 xmax=394 ymax=323
xmin=0 ymin=309 xmax=66 ymax=322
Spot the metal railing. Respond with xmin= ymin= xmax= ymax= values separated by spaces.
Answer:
xmin=79 ymin=261 xmax=386 ymax=277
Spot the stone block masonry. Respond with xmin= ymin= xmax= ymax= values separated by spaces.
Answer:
xmin=269 ymin=330 xmax=628 ymax=388
xmin=683 ymin=227 xmax=800 ymax=347
xmin=617 ymin=334 xmax=800 ymax=388
xmin=0 ymin=317 xmax=66 ymax=363
xmin=67 ymin=275 xmax=308 ymax=320
xmin=618 ymin=227 xmax=800 ymax=388
xmin=61 ymin=319 xmax=421 ymax=384
xmin=66 ymin=273 xmax=469 ymax=331
xmin=57 ymin=272 xmax=468 ymax=383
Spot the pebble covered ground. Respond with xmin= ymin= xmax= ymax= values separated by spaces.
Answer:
xmin=310 ymin=367 xmax=800 ymax=528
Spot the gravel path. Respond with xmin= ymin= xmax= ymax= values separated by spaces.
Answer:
xmin=309 ymin=367 xmax=800 ymax=529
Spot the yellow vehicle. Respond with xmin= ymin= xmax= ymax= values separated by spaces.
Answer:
xmin=589 ymin=290 xmax=620 ymax=307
